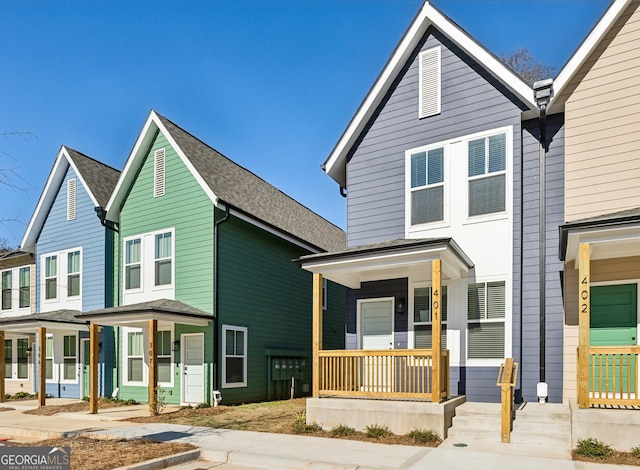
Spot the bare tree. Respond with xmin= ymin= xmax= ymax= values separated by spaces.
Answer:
xmin=501 ymin=48 xmax=555 ymax=86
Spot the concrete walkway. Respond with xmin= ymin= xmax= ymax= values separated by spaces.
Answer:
xmin=0 ymin=399 xmax=636 ymax=470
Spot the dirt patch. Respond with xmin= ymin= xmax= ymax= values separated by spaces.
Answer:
xmin=24 ymin=399 xmax=138 ymax=416
xmin=573 ymin=450 xmax=640 ymax=466
xmin=127 ymin=398 xmax=440 ymax=447
xmin=7 ymin=436 xmax=195 ymax=470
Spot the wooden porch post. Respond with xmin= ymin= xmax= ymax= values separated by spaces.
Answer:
xmin=312 ymin=273 xmax=323 ymax=398
xmin=148 ymin=320 xmax=158 ymax=414
xmin=89 ymin=324 xmax=99 ymax=414
xmin=432 ymin=259 xmax=442 ymax=403
xmin=0 ymin=330 xmax=5 ymax=403
xmin=38 ymin=327 xmax=46 ymax=407
xmin=578 ymin=243 xmax=590 ymax=408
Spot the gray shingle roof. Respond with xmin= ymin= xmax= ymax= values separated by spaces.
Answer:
xmin=0 ymin=309 xmax=84 ymax=326
xmin=156 ymin=114 xmax=346 ymax=253
xmin=79 ymin=298 xmax=212 ymax=319
xmin=66 ymin=148 xmax=120 ymax=208
xmin=567 ymin=206 xmax=640 ymax=225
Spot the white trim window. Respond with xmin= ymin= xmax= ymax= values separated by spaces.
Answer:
xmin=19 ymin=267 xmax=30 ymax=309
xmin=409 ymin=146 xmax=445 ymax=226
xmin=17 ymin=337 xmax=29 ymax=379
xmin=67 ymin=251 xmax=81 ymax=298
xmin=67 ymin=178 xmax=77 ymax=220
xmin=467 ymin=281 xmax=506 ymax=360
xmin=125 ymin=238 xmax=142 ymax=290
xmin=45 ymin=335 xmax=54 ymax=381
xmin=156 ymin=329 xmax=173 ymax=386
xmin=62 ymin=334 xmax=77 ymax=382
xmin=3 ymin=337 xmax=29 ymax=380
xmin=154 ymin=232 xmax=172 ymax=286
xmin=3 ymin=339 xmax=11 ymax=379
xmin=222 ymin=325 xmax=247 ymax=388
xmin=44 ymin=255 xmax=58 ymax=300
xmin=413 ymin=285 xmax=447 ymax=349
xmin=125 ymin=329 xmax=145 ymax=384
xmin=418 ymin=46 xmax=441 ymax=118
xmin=1 ymin=270 xmax=11 ymax=310
xmin=468 ymin=132 xmax=507 ymax=217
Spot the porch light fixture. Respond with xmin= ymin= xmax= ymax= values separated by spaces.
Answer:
xmin=172 ymin=340 xmax=180 ymax=352
xmin=26 ymin=347 xmax=32 ymax=357
xmin=397 ymin=298 xmax=405 ymax=314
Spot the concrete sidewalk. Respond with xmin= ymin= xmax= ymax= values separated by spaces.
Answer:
xmin=0 ymin=400 xmax=636 ymax=470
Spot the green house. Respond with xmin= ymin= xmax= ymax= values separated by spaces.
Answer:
xmin=80 ymin=110 xmax=345 ymax=406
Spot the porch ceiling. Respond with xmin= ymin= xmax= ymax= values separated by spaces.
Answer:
xmin=78 ymin=298 xmax=212 ymax=327
xmin=0 ymin=310 xmax=88 ymax=333
xmin=562 ymin=222 xmax=640 ymax=268
xmin=297 ymin=238 xmax=474 ymax=289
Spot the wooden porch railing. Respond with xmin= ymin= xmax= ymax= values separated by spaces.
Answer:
xmin=318 ymin=349 xmax=449 ymax=401
xmin=579 ymin=346 xmax=640 ymax=407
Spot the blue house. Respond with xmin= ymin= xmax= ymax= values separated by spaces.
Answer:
xmin=298 ymin=1 xmax=565 ymax=435
xmin=15 ymin=146 xmax=121 ymax=399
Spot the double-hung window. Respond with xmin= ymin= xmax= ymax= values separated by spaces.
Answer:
xmin=156 ymin=330 xmax=172 ymax=384
xmin=127 ymin=330 xmax=144 ymax=382
xmin=410 ymin=147 xmax=445 ymax=225
xmin=67 ymin=251 xmax=81 ymax=297
xmin=154 ymin=232 xmax=172 ymax=286
xmin=45 ymin=336 xmax=54 ymax=380
xmin=468 ymin=133 xmax=506 ymax=217
xmin=222 ymin=325 xmax=247 ymax=387
xmin=19 ymin=267 xmax=30 ymax=308
xmin=4 ymin=339 xmax=11 ymax=379
xmin=125 ymin=238 xmax=142 ymax=290
xmin=1 ymin=271 xmax=11 ymax=310
xmin=45 ymin=255 xmax=58 ymax=300
xmin=17 ymin=338 xmax=28 ymax=379
xmin=63 ymin=335 xmax=76 ymax=381
xmin=467 ymin=281 xmax=506 ymax=359
xmin=413 ymin=286 xmax=447 ymax=348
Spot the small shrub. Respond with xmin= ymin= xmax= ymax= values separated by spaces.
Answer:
xmin=407 ymin=428 xmax=440 ymax=444
xmin=292 ymin=412 xmax=321 ymax=434
xmin=150 ymin=387 xmax=166 ymax=416
xmin=196 ymin=402 xmax=211 ymax=409
xmin=11 ymin=392 xmax=32 ymax=400
xmin=630 ymin=446 xmax=640 ymax=458
xmin=365 ymin=424 xmax=391 ymax=439
xmin=331 ymin=424 xmax=356 ymax=437
xmin=575 ymin=438 xmax=613 ymax=459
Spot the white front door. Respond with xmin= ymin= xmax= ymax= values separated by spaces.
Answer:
xmin=359 ymin=298 xmax=394 ymax=350
xmin=181 ymin=333 xmax=204 ymax=404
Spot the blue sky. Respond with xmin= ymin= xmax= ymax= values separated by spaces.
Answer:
xmin=0 ymin=0 xmax=610 ymax=247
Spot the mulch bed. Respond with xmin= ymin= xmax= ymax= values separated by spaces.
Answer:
xmin=24 ymin=400 xmax=138 ymax=416
xmin=573 ymin=450 xmax=640 ymax=466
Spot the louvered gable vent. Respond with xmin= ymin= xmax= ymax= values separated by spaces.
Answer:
xmin=67 ymin=178 xmax=76 ymax=220
xmin=154 ymin=148 xmax=166 ymax=197
xmin=418 ymin=46 xmax=441 ymax=119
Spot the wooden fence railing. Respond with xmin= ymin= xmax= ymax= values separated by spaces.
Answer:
xmin=318 ymin=349 xmax=449 ymax=401
xmin=579 ymin=346 xmax=640 ymax=407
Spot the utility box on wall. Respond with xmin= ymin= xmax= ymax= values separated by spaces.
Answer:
xmin=265 ymin=348 xmax=307 ymax=401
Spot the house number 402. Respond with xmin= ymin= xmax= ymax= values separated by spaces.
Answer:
xmin=580 ymin=275 xmax=589 ymax=314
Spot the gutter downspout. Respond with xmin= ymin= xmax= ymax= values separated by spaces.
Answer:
xmin=533 ymin=79 xmax=553 ymax=400
xmin=213 ymin=203 xmax=231 ymax=394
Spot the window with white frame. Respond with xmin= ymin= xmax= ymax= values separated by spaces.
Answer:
xmin=45 ymin=255 xmax=58 ymax=300
xmin=154 ymin=148 xmax=166 ymax=197
xmin=45 ymin=336 xmax=54 ymax=380
xmin=19 ymin=267 xmax=30 ymax=308
xmin=1 ymin=271 xmax=11 ymax=310
xmin=413 ymin=286 xmax=447 ymax=348
xmin=418 ymin=46 xmax=441 ymax=118
xmin=17 ymin=338 xmax=28 ymax=379
xmin=4 ymin=339 xmax=11 ymax=378
xmin=125 ymin=238 xmax=141 ymax=290
xmin=467 ymin=281 xmax=505 ymax=359
xmin=222 ymin=325 xmax=247 ymax=387
xmin=63 ymin=335 xmax=76 ymax=381
xmin=410 ymin=146 xmax=445 ymax=225
xmin=156 ymin=330 xmax=172 ymax=384
xmin=127 ymin=330 xmax=144 ymax=383
xmin=67 ymin=251 xmax=81 ymax=297
xmin=154 ymin=232 xmax=172 ymax=286
xmin=67 ymin=178 xmax=76 ymax=220
xmin=468 ymin=133 xmax=506 ymax=217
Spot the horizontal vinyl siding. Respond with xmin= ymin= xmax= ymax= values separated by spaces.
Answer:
xmin=563 ymin=256 xmax=640 ymax=403
xmin=517 ymin=116 xmax=565 ymax=403
xmin=218 ymin=216 xmax=345 ymax=404
xmin=118 ymin=131 xmax=214 ymax=312
xmin=346 ymin=27 xmax=527 ymax=246
xmin=36 ymin=165 xmax=106 ymax=312
xmin=564 ymin=0 xmax=640 ymax=220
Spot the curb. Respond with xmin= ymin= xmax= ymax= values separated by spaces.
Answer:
xmin=112 ymin=449 xmax=201 ymax=470
xmin=0 ymin=426 xmax=65 ymax=441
